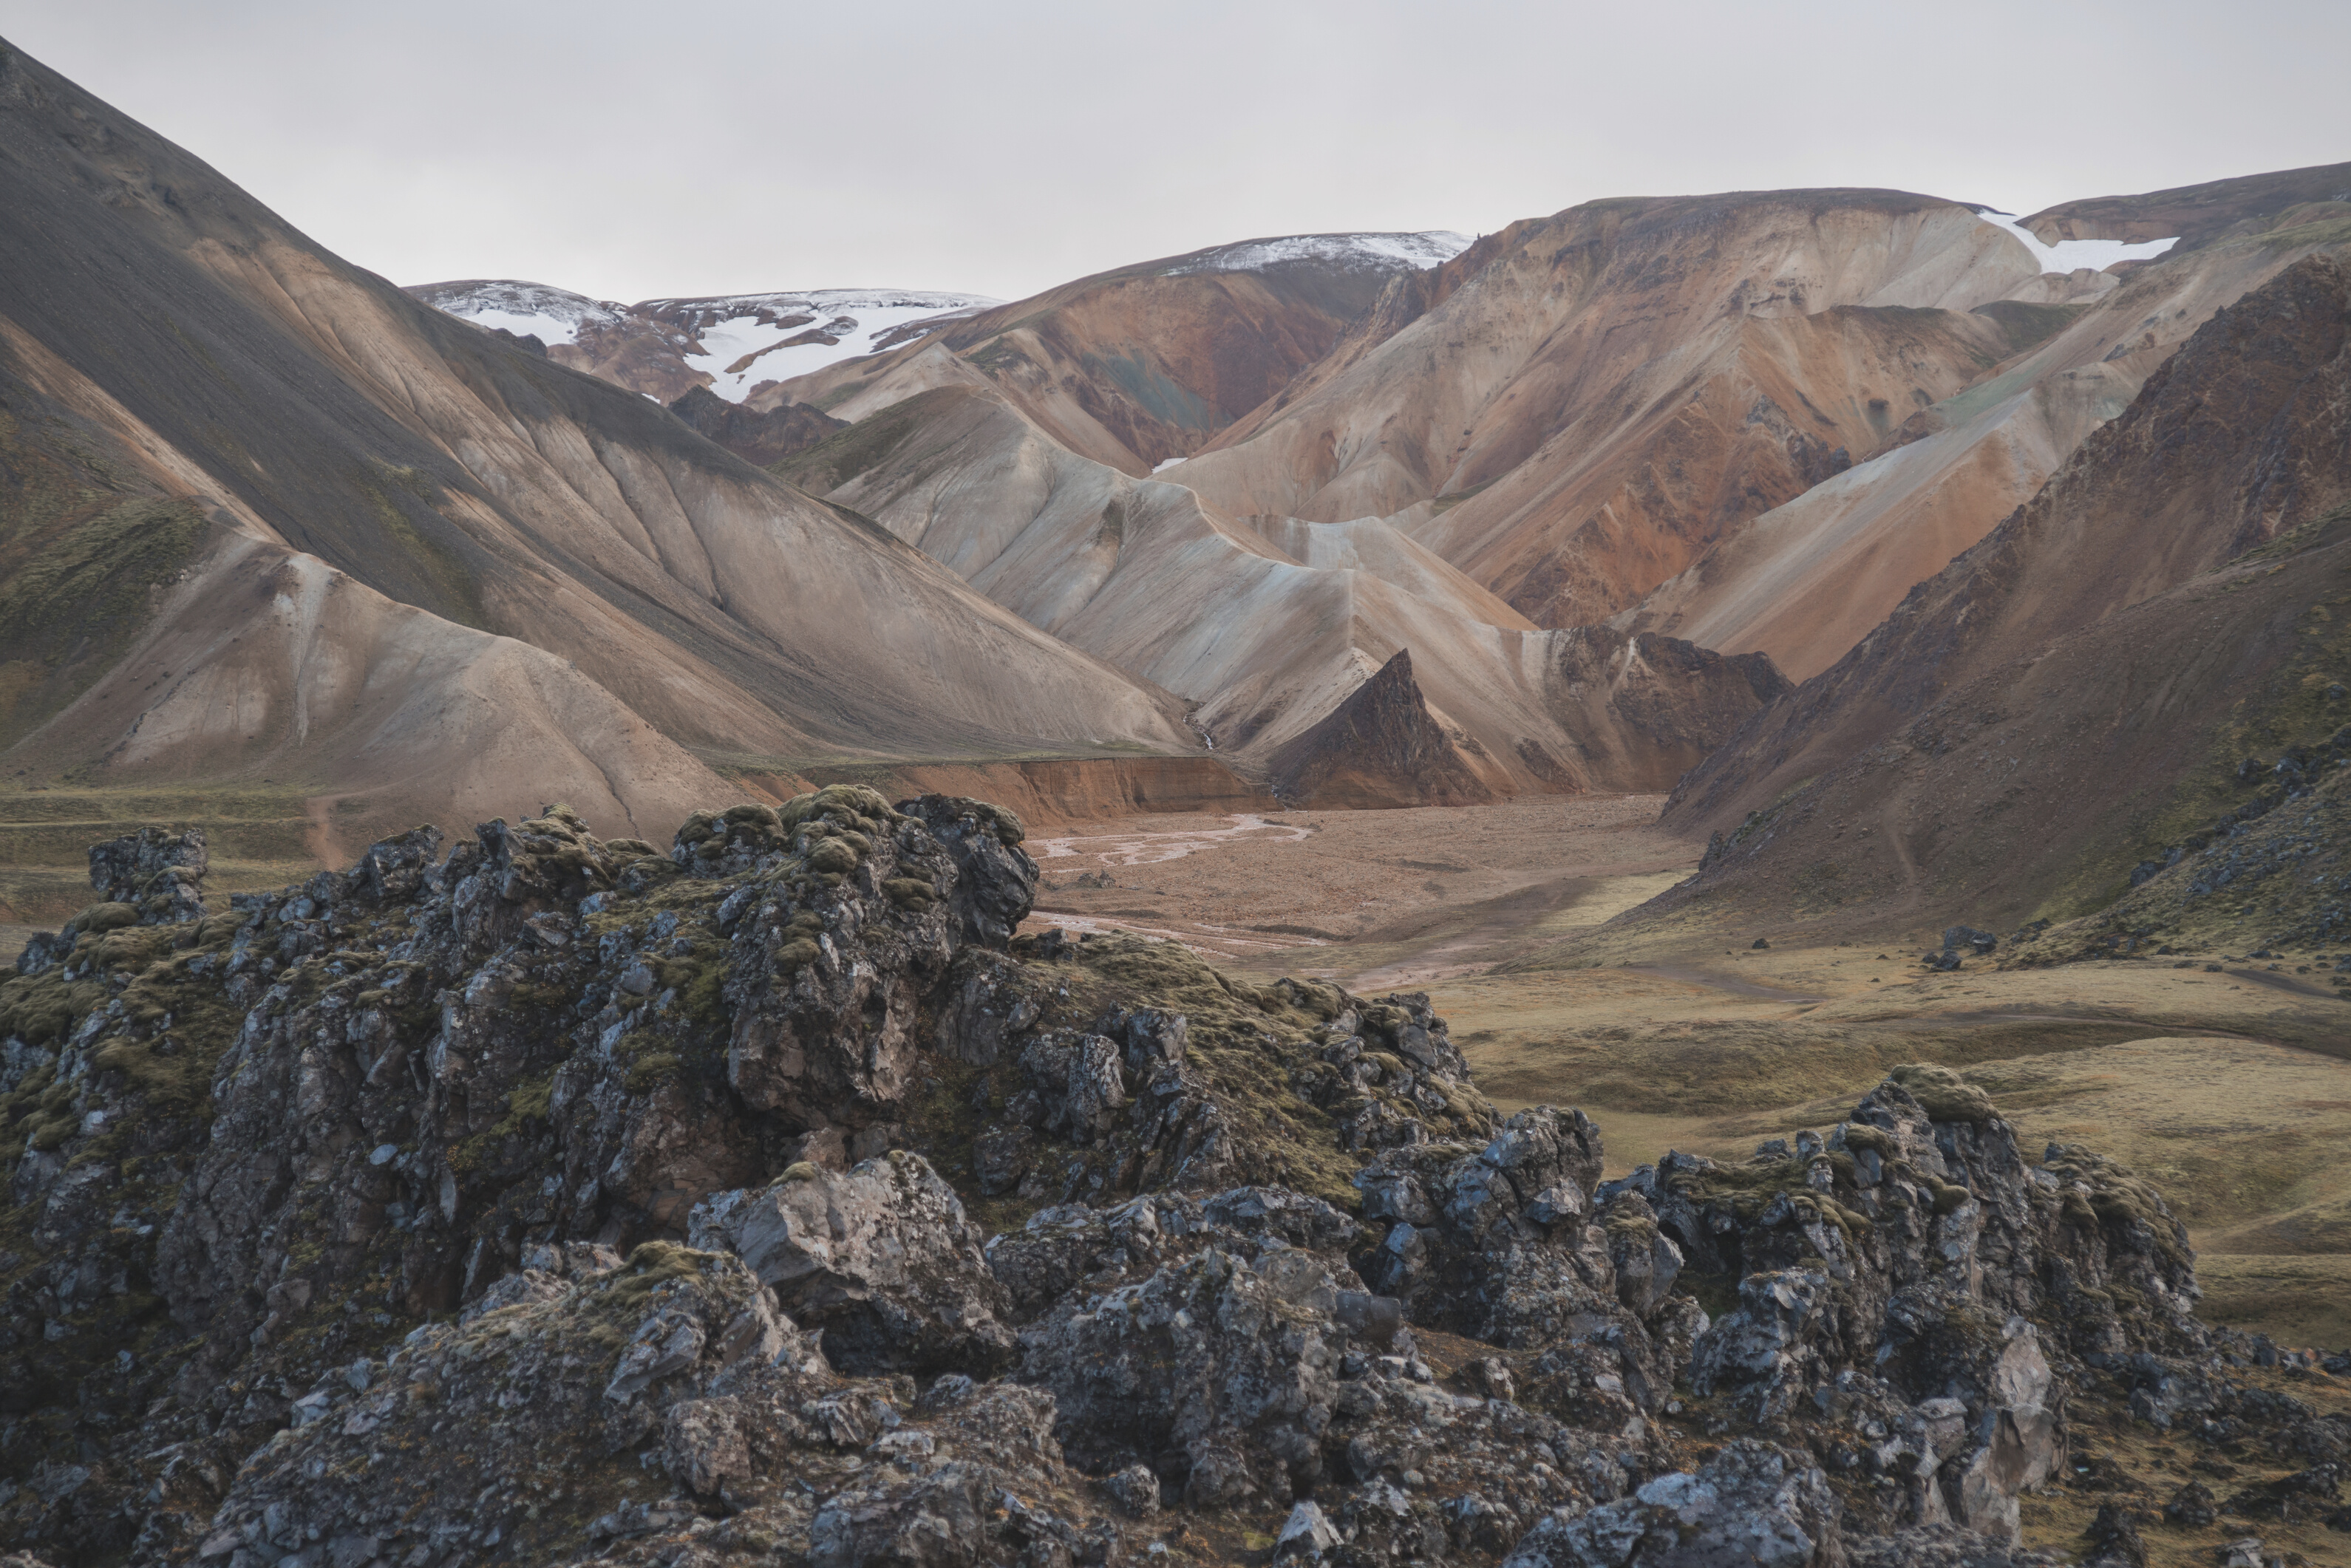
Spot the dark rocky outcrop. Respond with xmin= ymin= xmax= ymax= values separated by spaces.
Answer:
xmin=1501 ymin=1440 xmax=1845 ymax=1568
xmin=666 ymin=385 xmax=848 ymax=468
xmin=1353 ymin=1107 xmax=1621 ymax=1349
xmin=0 ymin=791 xmax=2335 ymax=1565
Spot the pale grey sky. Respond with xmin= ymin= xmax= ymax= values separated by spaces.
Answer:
xmin=8 ymin=0 xmax=2347 ymax=304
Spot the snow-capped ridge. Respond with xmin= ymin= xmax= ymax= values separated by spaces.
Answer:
xmin=408 ymin=280 xmax=1000 ymax=403
xmin=639 ymin=289 xmax=999 ymax=400
xmin=639 ymin=287 xmax=997 ymax=319
xmin=408 ymin=279 xmax=627 ymax=347
xmin=1168 ymin=231 xmax=1473 ymax=277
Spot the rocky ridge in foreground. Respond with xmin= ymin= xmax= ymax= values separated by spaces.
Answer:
xmin=2 ymin=793 xmax=2346 ymax=1565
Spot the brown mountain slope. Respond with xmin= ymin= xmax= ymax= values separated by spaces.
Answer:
xmin=766 ymin=234 xmax=1465 ymax=473
xmin=1640 ymin=504 xmax=2351 ymax=946
xmin=2021 ymin=161 xmax=2351 ymax=250
xmin=1170 ymin=191 xmax=2052 ymax=627
xmin=1619 ymin=210 xmax=2341 ymax=679
xmin=774 ymin=378 xmax=1789 ymax=800
xmin=1630 ymin=253 xmax=2351 ymax=939
xmin=27 ymin=528 xmax=727 ymax=847
xmin=0 ymin=375 xmax=726 ymax=854
xmin=0 ymin=38 xmax=1192 ymax=848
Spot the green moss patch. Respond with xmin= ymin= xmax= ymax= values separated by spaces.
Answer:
xmin=1039 ymin=933 xmax=1491 ymax=1210
xmin=1888 ymin=1063 xmax=1996 ymax=1125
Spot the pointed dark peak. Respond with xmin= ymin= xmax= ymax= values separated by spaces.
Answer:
xmin=1268 ymin=648 xmax=1497 ymax=808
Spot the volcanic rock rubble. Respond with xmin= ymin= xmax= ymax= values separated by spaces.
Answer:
xmin=2 ymin=791 xmax=2346 ymax=1566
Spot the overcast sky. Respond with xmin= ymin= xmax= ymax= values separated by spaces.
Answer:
xmin=10 ymin=0 xmax=2347 ymax=304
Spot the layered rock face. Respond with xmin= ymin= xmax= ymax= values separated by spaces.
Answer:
xmin=774 ymin=378 xmax=1793 ymax=803
xmin=0 ymin=794 xmax=2335 ymax=1565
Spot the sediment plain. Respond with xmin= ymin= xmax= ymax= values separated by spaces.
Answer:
xmin=1015 ymin=799 xmax=2351 ymax=1357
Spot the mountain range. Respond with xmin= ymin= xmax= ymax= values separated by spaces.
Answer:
xmin=4 ymin=27 xmax=2350 ymax=952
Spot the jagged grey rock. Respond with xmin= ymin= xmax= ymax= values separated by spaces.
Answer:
xmin=1500 ymin=1441 xmax=1841 ymax=1567
xmin=0 ymin=794 xmax=2307 ymax=1564
xmin=688 ymin=1150 xmax=1014 ymax=1375
xmin=1354 ymin=1107 xmax=1619 ymax=1346
xmin=1016 ymin=1245 xmax=1344 ymax=1505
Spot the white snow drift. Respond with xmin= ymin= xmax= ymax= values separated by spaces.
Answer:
xmin=1975 ymin=210 xmax=2178 ymax=275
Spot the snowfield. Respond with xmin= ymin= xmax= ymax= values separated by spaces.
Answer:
xmin=644 ymin=290 xmax=998 ymax=400
xmin=409 ymin=280 xmax=997 ymax=403
xmin=408 ymin=280 xmax=627 ymax=346
xmin=1975 ymin=210 xmax=2178 ymax=274
xmin=1168 ymin=231 xmax=1473 ymax=276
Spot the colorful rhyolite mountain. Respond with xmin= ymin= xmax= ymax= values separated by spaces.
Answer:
xmin=13 ymin=7 xmax=2351 ymax=845
xmin=744 ymin=174 xmax=2349 ymax=807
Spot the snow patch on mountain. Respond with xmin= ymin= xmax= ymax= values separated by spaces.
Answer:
xmin=408 ymin=280 xmax=625 ymax=346
xmin=643 ymin=290 xmax=998 ymax=400
xmin=1975 ymin=211 xmax=2178 ymax=275
xmin=409 ymin=282 xmax=998 ymax=403
xmin=1168 ymin=231 xmax=1473 ymax=277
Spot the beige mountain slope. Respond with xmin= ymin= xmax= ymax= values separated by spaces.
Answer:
xmin=0 ymin=396 xmax=725 ymax=894
xmin=777 ymin=379 xmax=1788 ymax=804
xmin=0 ymin=38 xmax=1194 ymax=856
xmin=766 ymin=232 xmax=1468 ymax=473
xmin=1630 ymin=253 xmax=2351 ymax=941
xmin=1620 ymin=210 xmax=2344 ymax=678
xmin=35 ymin=528 xmax=727 ymax=846
xmin=1170 ymin=191 xmax=2064 ymax=627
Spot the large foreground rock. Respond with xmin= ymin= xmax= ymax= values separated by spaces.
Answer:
xmin=194 ymin=1245 xmax=1122 ymax=1568
xmin=1018 ymin=1245 xmax=1345 ymax=1506
xmin=689 ymin=1151 xmax=1014 ymax=1375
